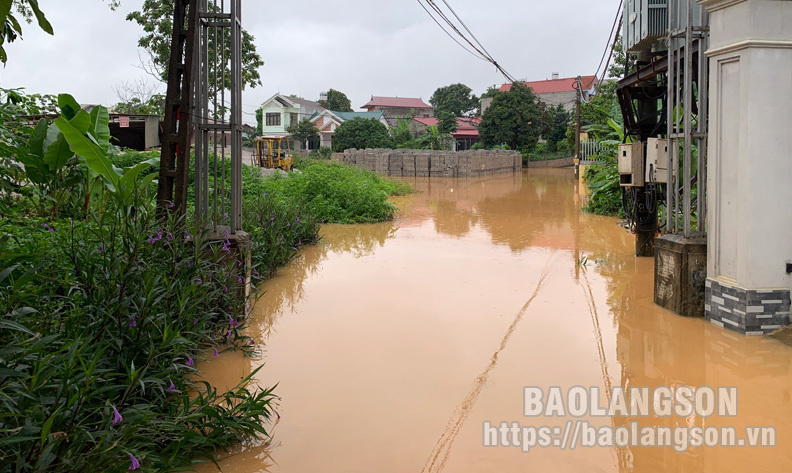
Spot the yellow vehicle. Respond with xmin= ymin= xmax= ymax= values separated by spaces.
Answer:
xmin=253 ymin=135 xmax=294 ymax=171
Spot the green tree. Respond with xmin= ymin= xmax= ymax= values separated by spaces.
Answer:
xmin=126 ymin=1 xmax=264 ymax=90
xmin=436 ymin=109 xmax=458 ymax=135
xmin=544 ymin=104 xmax=571 ymax=152
xmin=255 ymin=107 xmax=263 ymax=135
xmin=390 ymin=116 xmax=414 ymax=147
xmin=333 ymin=118 xmax=391 ymax=152
xmin=480 ymin=85 xmax=501 ymax=99
xmin=479 ymin=83 xmax=542 ymax=151
xmin=0 ymin=1 xmax=52 ymax=63
xmin=430 ymin=83 xmax=478 ymax=117
xmin=319 ymin=89 xmax=353 ymax=112
xmin=419 ymin=125 xmax=455 ymax=151
xmin=608 ymin=35 xmax=628 ymax=79
xmin=0 ymin=1 xmax=119 ymax=63
xmin=287 ymin=118 xmax=320 ymax=148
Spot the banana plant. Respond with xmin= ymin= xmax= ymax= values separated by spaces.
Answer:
xmin=53 ymin=94 xmax=158 ymax=208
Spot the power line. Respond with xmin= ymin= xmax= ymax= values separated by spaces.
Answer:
xmin=416 ymin=0 xmax=516 ymax=83
xmin=414 ymin=0 xmax=489 ymax=61
xmin=593 ymin=0 xmax=624 ymax=85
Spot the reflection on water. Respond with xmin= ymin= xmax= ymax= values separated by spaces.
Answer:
xmin=195 ymin=169 xmax=792 ymax=473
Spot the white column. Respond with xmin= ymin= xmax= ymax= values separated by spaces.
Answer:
xmin=702 ymin=0 xmax=792 ymax=334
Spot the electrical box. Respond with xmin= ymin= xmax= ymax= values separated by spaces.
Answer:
xmin=618 ymin=142 xmax=645 ymax=187
xmin=645 ymin=138 xmax=668 ymax=184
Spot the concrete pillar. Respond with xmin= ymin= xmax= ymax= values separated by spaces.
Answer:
xmin=701 ymin=0 xmax=792 ymax=334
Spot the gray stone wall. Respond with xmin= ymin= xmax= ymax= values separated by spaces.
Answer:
xmin=336 ymin=149 xmax=522 ymax=178
xmin=706 ymin=279 xmax=791 ymax=335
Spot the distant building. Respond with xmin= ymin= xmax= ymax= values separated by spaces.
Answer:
xmin=413 ymin=116 xmax=482 ymax=151
xmin=309 ymin=110 xmax=388 ymax=149
xmin=260 ymin=94 xmax=325 ymax=137
xmin=361 ymin=96 xmax=433 ymax=127
xmin=499 ymin=74 xmax=598 ymax=112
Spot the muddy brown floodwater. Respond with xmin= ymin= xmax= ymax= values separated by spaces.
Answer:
xmin=194 ymin=169 xmax=792 ymax=473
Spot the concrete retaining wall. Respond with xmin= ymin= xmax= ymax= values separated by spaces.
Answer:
xmin=525 ymin=157 xmax=575 ymax=169
xmin=335 ymin=149 xmax=522 ymax=177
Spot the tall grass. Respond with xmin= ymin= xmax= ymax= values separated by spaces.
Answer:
xmin=264 ymin=159 xmax=415 ymax=224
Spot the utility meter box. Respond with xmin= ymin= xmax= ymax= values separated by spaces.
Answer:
xmin=645 ymin=138 xmax=669 ymax=184
xmin=618 ymin=142 xmax=645 ymax=187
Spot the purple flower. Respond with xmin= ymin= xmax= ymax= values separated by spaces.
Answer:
xmin=298 ymin=241 xmax=303 ymax=246
xmin=167 ymin=380 xmax=178 ymax=392
xmin=228 ymin=316 xmax=239 ymax=328
xmin=168 ymin=201 xmax=175 ymax=209
xmin=270 ymin=216 xmax=275 ymax=221
xmin=133 ymin=261 xmax=139 ymax=267
xmin=186 ymin=355 xmax=194 ymax=367
xmin=253 ymin=269 xmax=259 ymax=276
xmin=296 ymin=217 xmax=300 ymax=223
xmin=112 ymin=406 xmax=123 ymax=425
xmin=167 ymin=233 xmax=173 ymax=242
xmin=193 ymin=317 xmax=199 ymax=325
xmin=129 ymin=318 xmax=137 ymax=328
xmin=184 ymin=232 xmax=190 ymax=239
xmin=186 ymin=262 xmax=191 ymax=268
xmin=257 ymin=215 xmax=262 ymax=221
xmin=42 ymin=222 xmax=48 ymax=229
xmin=213 ymin=347 xmax=219 ymax=357
xmin=98 ymin=245 xmax=105 ymax=254
xmin=48 ymin=226 xmax=55 ymax=232
xmin=148 ymin=236 xmax=156 ymax=245
xmin=226 ymin=330 xmax=232 ymax=339
xmin=129 ymin=453 xmax=140 ymax=470
xmin=237 ymin=277 xmax=244 ymax=284
xmin=195 ymin=277 xmax=202 ymax=285
xmin=223 ymin=213 xmax=229 ymax=220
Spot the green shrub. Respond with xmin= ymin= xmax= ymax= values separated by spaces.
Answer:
xmin=260 ymin=160 xmax=414 ymax=224
xmin=0 ymin=201 xmax=275 ymax=472
xmin=244 ymin=194 xmax=321 ymax=284
xmin=583 ymin=158 xmax=624 ymax=217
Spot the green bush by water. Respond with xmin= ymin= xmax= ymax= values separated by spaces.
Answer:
xmin=262 ymin=159 xmax=415 ymax=224
xmin=0 ymin=199 xmax=278 ymax=472
xmin=583 ymin=158 xmax=624 ymax=217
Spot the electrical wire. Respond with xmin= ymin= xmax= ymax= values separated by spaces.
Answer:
xmin=416 ymin=0 xmax=516 ymax=83
xmin=593 ymin=0 xmax=624 ymax=84
xmin=414 ymin=0 xmax=488 ymax=61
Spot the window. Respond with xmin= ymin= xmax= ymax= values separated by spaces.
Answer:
xmin=266 ymin=113 xmax=281 ymax=127
xmin=290 ymin=113 xmax=299 ymax=126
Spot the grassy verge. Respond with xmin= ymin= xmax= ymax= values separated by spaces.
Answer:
xmin=264 ymin=158 xmax=415 ymax=224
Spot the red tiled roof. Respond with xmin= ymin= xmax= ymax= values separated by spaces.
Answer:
xmin=362 ymin=96 xmax=433 ymax=110
xmin=499 ymin=75 xmax=597 ymax=94
xmin=413 ymin=117 xmax=481 ymax=138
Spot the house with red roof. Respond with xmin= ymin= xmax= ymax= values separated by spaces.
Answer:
xmin=496 ymin=73 xmax=598 ymax=113
xmin=361 ymin=96 xmax=433 ymax=127
xmin=413 ymin=116 xmax=482 ymax=151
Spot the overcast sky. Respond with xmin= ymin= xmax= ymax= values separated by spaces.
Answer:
xmin=0 ymin=0 xmax=618 ymax=124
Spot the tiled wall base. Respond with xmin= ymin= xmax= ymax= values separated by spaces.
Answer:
xmin=706 ymin=278 xmax=791 ymax=335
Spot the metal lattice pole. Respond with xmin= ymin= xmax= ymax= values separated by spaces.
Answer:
xmin=194 ymin=0 xmax=243 ymax=235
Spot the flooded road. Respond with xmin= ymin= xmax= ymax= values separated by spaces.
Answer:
xmin=195 ymin=169 xmax=792 ymax=473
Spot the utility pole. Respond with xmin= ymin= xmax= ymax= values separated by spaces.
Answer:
xmin=574 ymin=76 xmax=582 ymax=179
